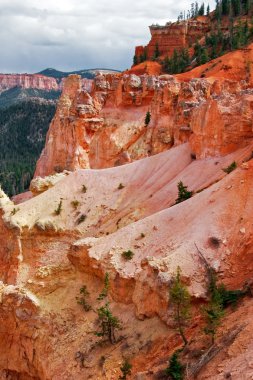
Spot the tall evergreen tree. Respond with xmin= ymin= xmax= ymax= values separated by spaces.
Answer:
xmin=195 ymin=1 xmax=199 ymax=16
xmin=153 ymin=42 xmax=160 ymax=59
xmin=198 ymin=2 xmax=205 ymax=15
xmin=215 ymin=0 xmax=222 ymax=19
xmin=245 ymin=0 xmax=251 ymax=14
xmin=222 ymin=0 xmax=230 ymax=15
xmin=133 ymin=55 xmax=138 ymax=66
xmin=231 ymin=0 xmax=241 ymax=15
xmin=200 ymin=47 xmax=209 ymax=64
xmin=191 ymin=2 xmax=195 ymax=17
xmin=169 ymin=267 xmax=191 ymax=346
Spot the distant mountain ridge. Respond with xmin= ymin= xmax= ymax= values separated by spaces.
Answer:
xmin=0 ymin=67 xmax=120 ymax=108
xmin=37 ymin=67 xmax=121 ymax=81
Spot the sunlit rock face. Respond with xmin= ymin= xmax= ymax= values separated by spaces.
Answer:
xmin=0 ymin=74 xmax=61 ymax=93
xmin=1 ymin=44 xmax=253 ymax=380
xmin=35 ymin=66 xmax=253 ymax=178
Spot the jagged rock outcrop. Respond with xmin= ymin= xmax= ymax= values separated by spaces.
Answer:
xmin=135 ymin=17 xmax=210 ymax=60
xmin=35 ymin=51 xmax=253 ymax=178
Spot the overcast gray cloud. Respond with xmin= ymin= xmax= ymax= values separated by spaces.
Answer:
xmin=0 ymin=0 xmax=215 ymax=73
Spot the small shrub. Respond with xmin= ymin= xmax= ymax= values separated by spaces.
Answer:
xmin=165 ymin=352 xmax=184 ymax=380
xmin=145 ymin=110 xmax=151 ymax=126
xmin=76 ymin=285 xmax=91 ymax=312
xmin=119 ymin=359 xmax=132 ymax=380
xmin=54 ymin=200 xmax=62 ymax=215
xmin=216 ymin=284 xmax=245 ymax=308
xmin=190 ymin=153 xmax=196 ymax=160
xmin=97 ymin=272 xmax=110 ymax=301
xmin=99 ymin=355 xmax=106 ymax=367
xmin=208 ymin=236 xmax=221 ymax=248
xmin=222 ymin=161 xmax=237 ymax=174
xmin=71 ymin=200 xmax=80 ymax=209
xmin=140 ymin=233 xmax=145 ymax=238
xmin=77 ymin=214 xmax=86 ymax=225
xmin=175 ymin=181 xmax=192 ymax=204
xmin=95 ymin=302 xmax=121 ymax=344
xmin=11 ymin=207 xmax=19 ymax=216
xmin=82 ymin=185 xmax=87 ymax=193
xmin=118 ymin=183 xmax=125 ymax=190
xmin=121 ymin=250 xmax=134 ymax=260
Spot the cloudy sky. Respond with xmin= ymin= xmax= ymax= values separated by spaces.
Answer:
xmin=0 ymin=0 xmax=215 ymax=73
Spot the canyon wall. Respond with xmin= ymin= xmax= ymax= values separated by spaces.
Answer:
xmin=0 ymin=74 xmax=93 ymax=94
xmin=34 ymin=62 xmax=253 ymax=178
xmin=0 ymin=74 xmax=60 ymax=93
xmin=1 ymin=140 xmax=253 ymax=379
xmin=135 ymin=17 xmax=210 ymax=60
xmin=1 ymin=38 xmax=253 ymax=379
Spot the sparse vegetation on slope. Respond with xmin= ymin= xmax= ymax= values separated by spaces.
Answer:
xmin=121 ymin=250 xmax=135 ymax=260
xmin=175 ymin=181 xmax=193 ymax=204
xmin=76 ymin=286 xmax=91 ymax=312
xmin=165 ymin=351 xmax=184 ymax=380
xmin=223 ymin=161 xmax=237 ymax=173
xmin=54 ymin=200 xmax=63 ymax=215
xmin=119 ymin=360 xmax=132 ymax=380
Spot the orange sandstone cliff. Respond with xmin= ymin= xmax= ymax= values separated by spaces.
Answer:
xmin=35 ymin=45 xmax=253 ymax=178
xmin=135 ymin=17 xmax=210 ymax=61
xmin=1 ymin=36 xmax=253 ymax=380
xmin=0 ymin=74 xmax=61 ymax=93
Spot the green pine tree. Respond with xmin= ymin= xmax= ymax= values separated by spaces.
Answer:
xmin=231 ymin=0 xmax=241 ymax=16
xmin=153 ymin=42 xmax=160 ymax=59
xmin=165 ymin=351 xmax=184 ymax=380
xmin=95 ymin=302 xmax=121 ymax=344
xmin=119 ymin=360 xmax=132 ymax=380
xmin=145 ymin=110 xmax=151 ymax=126
xmin=200 ymin=47 xmax=209 ymax=64
xmin=222 ymin=0 xmax=230 ymax=15
xmin=169 ymin=267 xmax=191 ymax=346
xmin=133 ymin=55 xmax=138 ymax=66
xmin=97 ymin=272 xmax=110 ymax=301
xmin=202 ymin=270 xmax=224 ymax=345
xmin=175 ymin=181 xmax=192 ymax=204
xmin=198 ymin=2 xmax=205 ymax=15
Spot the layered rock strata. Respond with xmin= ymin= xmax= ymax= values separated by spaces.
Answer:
xmin=35 ymin=67 xmax=253 ymax=178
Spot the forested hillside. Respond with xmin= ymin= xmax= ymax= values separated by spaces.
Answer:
xmin=0 ymin=87 xmax=60 ymax=109
xmin=0 ymin=101 xmax=55 ymax=196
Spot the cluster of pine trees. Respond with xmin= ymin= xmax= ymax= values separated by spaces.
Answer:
xmin=163 ymin=48 xmax=191 ymax=74
xmin=163 ymin=15 xmax=253 ymax=74
xmin=177 ymin=2 xmax=210 ymax=21
xmin=134 ymin=0 xmax=253 ymax=71
xmin=205 ymin=19 xmax=252 ymax=59
xmin=215 ymin=0 xmax=253 ymax=19
xmin=0 ymin=101 xmax=55 ymax=196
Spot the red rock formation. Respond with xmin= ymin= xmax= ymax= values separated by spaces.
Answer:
xmin=1 ymin=142 xmax=253 ymax=379
xmin=135 ymin=17 xmax=210 ymax=61
xmin=35 ymin=47 xmax=253 ymax=178
xmin=0 ymin=74 xmax=61 ymax=93
xmin=2 ymin=20 xmax=253 ymax=380
xmin=0 ymin=73 xmax=94 ymax=94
